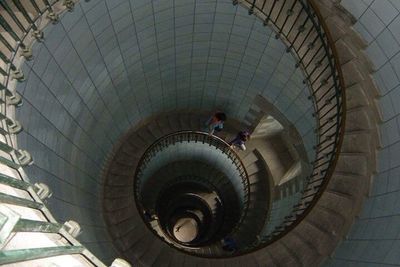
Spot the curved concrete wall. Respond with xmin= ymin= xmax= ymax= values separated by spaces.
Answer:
xmin=14 ymin=0 xmax=315 ymax=263
xmin=327 ymin=1 xmax=400 ymax=266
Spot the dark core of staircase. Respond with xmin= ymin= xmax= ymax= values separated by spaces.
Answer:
xmin=143 ymin=164 xmax=241 ymax=246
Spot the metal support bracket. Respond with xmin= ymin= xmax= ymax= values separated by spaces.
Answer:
xmin=7 ymin=92 xmax=22 ymax=107
xmin=11 ymin=69 xmax=25 ymax=82
xmin=63 ymin=0 xmax=75 ymax=11
xmin=6 ymin=118 xmax=23 ymax=134
xmin=110 ymin=258 xmax=131 ymax=267
xmin=33 ymin=183 xmax=52 ymax=200
xmin=46 ymin=12 xmax=59 ymax=24
xmin=31 ymin=30 xmax=44 ymax=41
xmin=62 ymin=220 xmax=81 ymax=238
xmin=20 ymin=46 xmax=33 ymax=61
xmin=16 ymin=150 xmax=33 ymax=166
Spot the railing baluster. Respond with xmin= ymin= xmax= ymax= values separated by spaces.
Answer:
xmin=11 ymin=0 xmax=37 ymax=30
xmin=313 ymin=82 xmax=334 ymax=102
xmin=303 ymin=43 xmax=323 ymax=70
xmin=0 ymin=15 xmax=23 ymax=44
xmin=277 ymin=0 xmax=295 ymax=34
xmin=274 ymin=0 xmax=288 ymax=26
xmin=0 ymin=34 xmax=15 ymax=52
xmin=297 ymin=34 xmax=319 ymax=63
xmin=248 ymin=0 xmax=257 ymax=14
xmin=0 ymin=2 xmax=27 ymax=33
xmin=289 ymin=15 xmax=310 ymax=49
xmin=28 ymin=0 xmax=42 ymax=15
xmin=264 ymin=0 xmax=279 ymax=24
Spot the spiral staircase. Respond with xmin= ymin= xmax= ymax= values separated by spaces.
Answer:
xmin=0 ymin=0 xmax=383 ymax=266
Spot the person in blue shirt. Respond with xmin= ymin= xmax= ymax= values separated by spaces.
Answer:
xmin=204 ymin=112 xmax=227 ymax=135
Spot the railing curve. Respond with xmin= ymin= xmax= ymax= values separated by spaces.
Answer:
xmin=133 ymin=130 xmax=251 ymax=251
xmin=236 ymin=0 xmax=346 ymax=249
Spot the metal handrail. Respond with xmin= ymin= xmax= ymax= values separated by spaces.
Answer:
xmin=236 ymin=0 xmax=346 ymax=249
xmin=133 ymin=130 xmax=251 ymax=247
xmin=0 ymin=1 xmax=111 ymax=266
xmin=1 ymin=1 xmax=63 ymax=88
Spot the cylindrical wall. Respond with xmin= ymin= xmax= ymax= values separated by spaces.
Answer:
xmin=14 ymin=0 xmax=316 ymax=263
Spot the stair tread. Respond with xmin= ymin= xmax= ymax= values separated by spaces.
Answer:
xmin=153 ymin=245 xmax=173 ymax=267
xmin=127 ymin=232 xmax=155 ymax=258
xmin=147 ymin=121 xmax=164 ymax=139
xmin=140 ymin=237 xmax=165 ymax=264
xmin=242 ymin=150 xmax=259 ymax=167
xmin=157 ymin=117 xmax=173 ymax=134
xmin=168 ymin=251 xmax=185 ymax=267
xmin=167 ymin=114 xmax=181 ymax=131
xmin=179 ymin=113 xmax=192 ymax=130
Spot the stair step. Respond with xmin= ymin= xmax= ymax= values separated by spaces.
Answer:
xmin=305 ymin=205 xmax=344 ymax=242
xmin=108 ymin=216 xmax=138 ymax=238
xmin=246 ymin=162 xmax=261 ymax=176
xmin=104 ymin=207 xmax=137 ymax=226
xmin=147 ymin=121 xmax=164 ymax=139
xmin=167 ymin=114 xmax=181 ymax=131
xmin=115 ymin=223 xmax=147 ymax=250
xmin=318 ymin=190 xmax=355 ymax=233
xmin=299 ymin=217 xmax=337 ymax=257
xmin=136 ymin=128 xmax=155 ymax=145
xmin=248 ymin=173 xmax=261 ymax=184
xmin=179 ymin=113 xmax=191 ymax=130
xmin=341 ymin=132 xmax=370 ymax=153
xmin=168 ymin=251 xmax=185 ymax=267
xmin=182 ymin=254 xmax=199 ymax=267
xmin=103 ymin=185 xmax=131 ymax=198
xmin=140 ymin=238 xmax=164 ymax=265
xmin=120 ymin=143 xmax=142 ymax=156
xmin=106 ymin=167 xmax=131 ymax=179
xmin=242 ymin=150 xmax=258 ymax=167
xmin=280 ymin=232 xmax=321 ymax=267
xmin=156 ymin=117 xmax=173 ymax=134
xmin=125 ymin=136 xmax=148 ymax=154
xmin=345 ymin=107 xmax=371 ymax=132
xmin=334 ymin=153 xmax=368 ymax=176
xmin=329 ymin=172 xmax=367 ymax=198
xmin=103 ymin=197 xmax=134 ymax=212
xmin=152 ymin=245 xmax=173 ymax=267
xmin=114 ymin=151 xmax=139 ymax=166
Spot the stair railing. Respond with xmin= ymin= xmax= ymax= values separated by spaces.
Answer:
xmin=234 ymin=0 xmax=346 ymax=251
xmin=0 ymin=1 xmax=128 ymax=266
